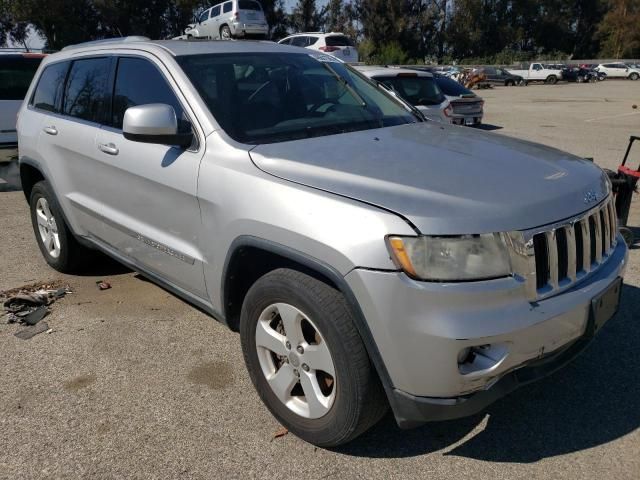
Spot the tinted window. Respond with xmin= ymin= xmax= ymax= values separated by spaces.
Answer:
xmin=223 ymin=2 xmax=232 ymax=13
xmin=238 ymin=0 xmax=261 ymax=10
xmin=291 ymin=37 xmax=308 ymax=47
xmin=434 ymin=75 xmax=473 ymax=97
xmin=199 ymin=9 xmax=210 ymax=22
xmin=31 ymin=61 xmax=69 ymax=112
xmin=307 ymin=36 xmax=319 ymax=45
xmin=178 ymin=53 xmax=416 ymax=144
xmin=279 ymin=38 xmax=291 ymax=45
xmin=112 ymin=57 xmax=190 ymax=133
xmin=211 ymin=5 xmax=221 ymax=17
xmin=325 ymin=35 xmax=354 ymax=47
xmin=62 ymin=58 xmax=111 ymax=123
xmin=0 ymin=56 xmax=43 ymax=101
xmin=376 ymin=75 xmax=445 ymax=106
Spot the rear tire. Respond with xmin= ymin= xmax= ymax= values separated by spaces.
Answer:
xmin=505 ymin=80 xmax=514 ymax=87
xmin=240 ymin=268 xmax=387 ymax=447
xmin=29 ymin=181 xmax=92 ymax=273
xmin=220 ymin=25 xmax=232 ymax=40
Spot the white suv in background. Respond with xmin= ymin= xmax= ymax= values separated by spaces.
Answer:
xmin=595 ymin=63 xmax=640 ymax=80
xmin=185 ymin=0 xmax=268 ymax=40
xmin=278 ymin=32 xmax=359 ymax=63
xmin=0 ymin=52 xmax=46 ymax=162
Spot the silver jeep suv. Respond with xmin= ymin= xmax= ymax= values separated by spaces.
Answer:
xmin=18 ymin=38 xmax=628 ymax=447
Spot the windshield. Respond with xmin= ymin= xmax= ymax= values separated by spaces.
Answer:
xmin=374 ymin=75 xmax=445 ymax=106
xmin=178 ymin=53 xmax=417 ymax=144
xmin=434 ymin=75 xmax=473 ymax=97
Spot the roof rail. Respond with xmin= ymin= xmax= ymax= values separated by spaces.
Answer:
xmin=62 ymin=36 xmax=150 ymax=51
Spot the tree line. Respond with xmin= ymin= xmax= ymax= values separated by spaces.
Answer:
xmin=2 ymin=0 xmax=639 ymax=64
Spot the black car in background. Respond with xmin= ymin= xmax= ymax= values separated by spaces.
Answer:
xmin=481 ymin=66 xmax=525 ymax=86
xmin=562 ymin=66 xmax=606 ymax=82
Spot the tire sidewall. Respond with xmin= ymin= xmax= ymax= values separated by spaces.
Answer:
xmin=29 ymin=181 xmax=72 ymax=270
xmin=240 ymin=272 xmax=366 ymax=445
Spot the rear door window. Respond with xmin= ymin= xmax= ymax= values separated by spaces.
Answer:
xmin=62 ymin=57 xmax=112 ymax=123
xmin=325 ymin=36 xmax=354 ymax=47
xmin=31 ymin=61 xmax=69 ymax=112
xmin=111 ymin=57 xmax=190 ymax=133
xmin=211 ymin=5 xmax=221 ymax=17
xmin=0 ymin=55 xmax=44 ymax=101
xmin=291 ymin=37 xmax=308 ymax=47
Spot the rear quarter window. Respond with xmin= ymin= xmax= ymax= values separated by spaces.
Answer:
xmin=223 ymin=2 xmax=232 ymax=13
xmin=0 ymin=56 xmax=43 ymax=101
xmin=325 ymin=36 xmax=354 ymax=47
xmin=31 ymin=61 xmax=69 ymax=112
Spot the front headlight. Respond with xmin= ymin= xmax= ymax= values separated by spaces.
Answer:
xmin=387 ymin=234 xmax=512 ymax=281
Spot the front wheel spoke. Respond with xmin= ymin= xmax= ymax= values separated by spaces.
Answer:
xmin=47 ymin=234 xmax=55 ymax=252
xmin=255 ymin=320 xmax=287 ymax=356
xmin=304 ymin=342 xmax=335 ymax=377
xmin=36 ymin=211 xmax=48 ymax=227
xmin=267 ymin=364 xmax=297 ymax=404
xmin=52 ymin=234 xmax=61 ymax=252
xmin=41 ymin=201 xmax=53 ymax=221
xmin=276 ymin=303 xmax=304 ymax=346
xmin=300 ymin=371 xmax=330 ymax=417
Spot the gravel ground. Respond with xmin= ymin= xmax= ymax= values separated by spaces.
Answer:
xmin=1 ymin=80 xmax=639 ymax=480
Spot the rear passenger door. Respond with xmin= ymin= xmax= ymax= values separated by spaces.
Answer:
xmin=32 ymin=57 xmax=114 ymax=237
xmin=93 ymin=55 xmax=207 ymax=299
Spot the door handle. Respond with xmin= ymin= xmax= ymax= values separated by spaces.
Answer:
xmin=98 ymin=142 xmax=119 ymax=156
xmin=43 ymin=126 xmax=58 ymax=136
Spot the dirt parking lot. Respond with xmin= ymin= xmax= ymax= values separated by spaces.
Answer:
xmin=1 ymin=81 xmax=639 ymax=480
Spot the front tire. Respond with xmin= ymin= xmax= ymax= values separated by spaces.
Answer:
xmin=546 ymin=75 xmax=558 ymax=85
xmin=629 ymin=72 xmax=639 ymax=81
xmin=29 ymin=181 xmax=91 ymax=273
xmin=240 ymin=268 xmax=387 ymax=447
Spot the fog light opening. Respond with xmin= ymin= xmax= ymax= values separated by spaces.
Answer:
xmin=457 ymin=343 xmax=508 ymax=375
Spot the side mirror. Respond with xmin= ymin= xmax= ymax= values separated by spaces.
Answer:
xmin=123 ymin=104 xmax=193 ymax=148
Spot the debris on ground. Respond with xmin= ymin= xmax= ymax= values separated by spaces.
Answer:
xmin=271 ymin=426 xmax=289 ymax=441
xmin=14 ymin=321 xmax=49 ymax=340
xmin=96 ymin=280 xmax=111 ymax=291
xmin=1 ymin=281 xmax=71 ymax=326
xmin=0 ymin=280 xmax=65 ymax=299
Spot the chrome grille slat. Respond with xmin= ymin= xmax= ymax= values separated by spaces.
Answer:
xmin=545 ymin=230 xmax=559 ymax=289
xmin=581 ymin=218 xmax=591 ymax=273
xmin=566 ymin=225 xmax=577 ymax=282
xmin=509 ymin=196 xmax=617 ymax=302
xmin=593 ymin=212 xmax=603 ymax=264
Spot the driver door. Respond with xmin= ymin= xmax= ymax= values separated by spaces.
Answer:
xmin=93 ymin=54 xmax=207 ymax=299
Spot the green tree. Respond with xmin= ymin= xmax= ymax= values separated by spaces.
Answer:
xmin=290 ymin=0 xmax=322 ymax=32
xmin=598 ymin=0 xmax=640 ymax=58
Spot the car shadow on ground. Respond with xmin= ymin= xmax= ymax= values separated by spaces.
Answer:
xmin=474 ymin=123 xmax=503 ymax=131
xmin=0 ymin=158 xmax=21 ymax=192
xmin=335 ymin=283 xmax=640 ymax=462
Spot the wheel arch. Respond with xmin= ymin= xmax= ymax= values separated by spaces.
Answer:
xmin=19 ymin=160 xmax=46 ymax=202
xmin=221 ymin=235 xmax=395 ymax=394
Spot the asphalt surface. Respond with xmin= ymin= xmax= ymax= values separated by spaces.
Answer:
xmin=1 ymin=80 xmax=640 ymax=480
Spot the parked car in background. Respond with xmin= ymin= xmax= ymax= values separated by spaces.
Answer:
xmin=508 ymin=62 xmax=564 ymax=84
xmin=278 ymin=32 xmax=359 ymax=63
xmin=18 ymin=37 xmax=628 ymax=448
xmin=594 ymin=63 xmax=639 ymax=80
xmin=356 ymin=66 xmax=452 ymax=123
xmin=480 ymin=66 xmax=525 ymax=86
xmin=433 ymin=74 xmax=483 ymax=126
xmin=562 ymin=66 xmax=604 ymax=83
xmin=185 ymin=0 xmax=268 ymax=40
xmin=0 ymin=51 xmax=45 ymax=162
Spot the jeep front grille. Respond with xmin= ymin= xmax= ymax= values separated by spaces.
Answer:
xmin=505 ymin=196 xmax=617 ymax=301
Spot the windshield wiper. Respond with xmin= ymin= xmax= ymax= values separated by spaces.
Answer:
xmin=319 ymin=62 xmax=367 ymax=107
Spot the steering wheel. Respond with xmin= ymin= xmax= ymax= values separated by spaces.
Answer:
xmin=309 ymin=100 xmax=340 ymax=114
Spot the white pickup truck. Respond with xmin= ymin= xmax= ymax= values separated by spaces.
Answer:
xmin=507 ymin=63 xmax=563 ymax=84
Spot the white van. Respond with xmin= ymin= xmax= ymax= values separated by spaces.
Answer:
xmin=1 ymin=52 xmax=45 ymax=161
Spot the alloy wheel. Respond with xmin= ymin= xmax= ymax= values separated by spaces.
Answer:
xmin=35 ymin=197 xmax=61 ymax=258
xmin=255 ymin=302 xmax=336 ymax=419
